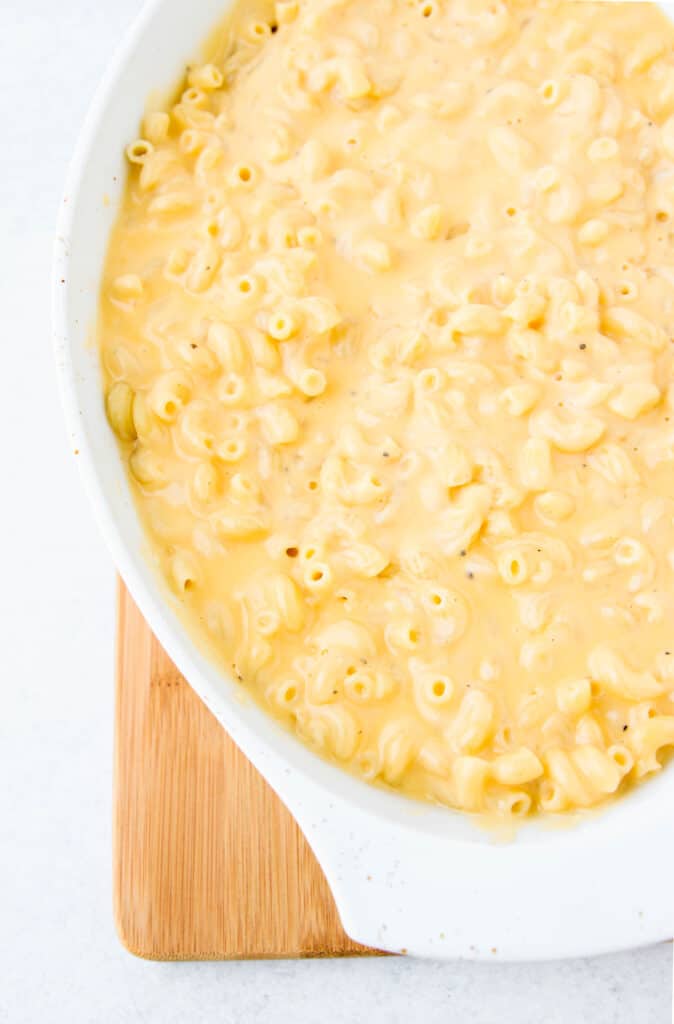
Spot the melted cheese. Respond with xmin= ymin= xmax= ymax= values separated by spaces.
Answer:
xmin=101 ymin=0 xmax=674 ymax=817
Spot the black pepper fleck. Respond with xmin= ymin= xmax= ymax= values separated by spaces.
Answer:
xmin=579 ymin=343 xmax=587 ymax=350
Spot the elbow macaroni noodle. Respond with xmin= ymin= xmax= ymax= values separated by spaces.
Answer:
xmin=101 ymin=0 xmax=674 ymax=818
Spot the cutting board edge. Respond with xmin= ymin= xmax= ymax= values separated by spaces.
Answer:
xmin=112 ymin=580 xmax=384 ymax=960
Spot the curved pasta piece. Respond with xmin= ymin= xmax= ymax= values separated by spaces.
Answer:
xmin=491 ymin=747 xmax=543 ymax=786
xmin=447 ymin=690 xmax=494 ymax=754
xmin=437 ymin=483 xmax=492 ymax=556
xmin=629 ymin=716 xmax=674 ymax=775
xmin=297 ymin=705 xmax=359 ymax=761
xmin=530 ymin=408 xmax=605 ymax=453
xmin=410 ymin=658 xmax=455 ymax=724
xmin=588 ymin=646 xmax=664 ymax=700
xmin=602 ymin=307 xmax=666 ymax=351
xmin=377 ymin=719 xmax=419 ymax=785
xmin=311 ymin=620 xmax=377 ymax=656
xmin=452 ymin=756 xmax=490 ymax=811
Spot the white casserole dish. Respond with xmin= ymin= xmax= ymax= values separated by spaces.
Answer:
xmin=53 ymin=0 xmax=674 ymax=960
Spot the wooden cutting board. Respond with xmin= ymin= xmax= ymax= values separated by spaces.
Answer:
xmin=113 ymin=582 xmax=378 ymax=960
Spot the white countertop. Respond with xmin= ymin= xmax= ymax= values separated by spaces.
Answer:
xmin=0 ymin=1 xmax=671 ymax=1019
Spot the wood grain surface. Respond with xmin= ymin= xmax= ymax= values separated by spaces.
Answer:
xmin=113 ymin=582 xmax=377 ymax=960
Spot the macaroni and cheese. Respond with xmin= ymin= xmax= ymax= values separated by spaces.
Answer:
xmin=101 ymin=0 xmax=674 ymax=817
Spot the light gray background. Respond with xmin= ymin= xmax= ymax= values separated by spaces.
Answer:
xmin=0 ymin=2 xmax=671 ymax=1020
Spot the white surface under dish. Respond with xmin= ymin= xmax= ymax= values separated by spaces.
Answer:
xmin=53 ymin=0 xmax=674 ymax=960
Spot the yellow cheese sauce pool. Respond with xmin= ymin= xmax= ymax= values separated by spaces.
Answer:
xmin=101 ymin=0 xmax=674 ymax=818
